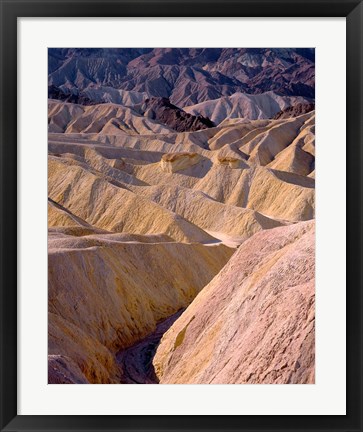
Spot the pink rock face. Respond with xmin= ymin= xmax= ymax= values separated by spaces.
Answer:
xmin=153 ymin=221 xmax=315 ymax=384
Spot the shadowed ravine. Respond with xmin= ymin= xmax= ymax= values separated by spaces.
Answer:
xmin=116 ymin=309 xmax=184 ymax=384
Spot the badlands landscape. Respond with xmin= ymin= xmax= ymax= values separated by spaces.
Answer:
xmin=48 ymin=48 xmax=315 ymax=384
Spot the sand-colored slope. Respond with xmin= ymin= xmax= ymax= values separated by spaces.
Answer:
xmin=214 ymin=118 xmax=284 ymax=150
xmin=49 ymin=233 xmax=234 ymax=383
xmin=240 ymin=167 xmax=314 ymax=221
xmin=267 ymin=144 xmax=314 ymax=176
xmin=129 ymin=157 xmax=213 ymax=190
xmin=48 ymin=100 xmax=174 ymax=135
xmin=290 ymin=117 xmax=315 ymax=157
xmin=49 ymin=134 xmax=165 ymax=165
xmin=135 ymin=183 xmax=281 ymax=241
xmin=81 ymin=147 xmax=149 ymax=185
xmin=48 ymin=101 xmax=85 ymax=133
xmin=124 ymin=152 xmax=314 ymax=223
xmin=214 ymin=144 xmax=249 ymax=169
xmin=153 ymin=221 xmax=315 ymax=384
xmin=193 ymin=164 xmax=247 ymax=204
xmin=242 ymin=114 xmax=311 ymax=165
xmin=51 ymin=148 xmax=149 ymax=187
xmin=207 ymin=121 xmax=270 ymax=151
xmin=48 ymin=229 xmax=174 ymax=246
xmin=49 ymin=107 xmax=315 ymax=224
xmin=48 ymin=199 xmax=89 ymax=228
xmin=184 ymin=92 xmax=311 ymax=124
xmin=194 ymin=164 xmax=314 ymax=222
xmin=48 ymin=157 xmax=216 ymax=243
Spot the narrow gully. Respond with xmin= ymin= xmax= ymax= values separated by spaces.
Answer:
xmin=116 ymin=309 xmax=184 ymax=384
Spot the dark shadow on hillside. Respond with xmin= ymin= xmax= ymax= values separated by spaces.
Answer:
xmin=116 ymin=309 xmax=185 ymax=384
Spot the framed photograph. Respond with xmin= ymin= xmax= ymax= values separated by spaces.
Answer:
xmin=1 ymin=0 xmax=362 ymax=431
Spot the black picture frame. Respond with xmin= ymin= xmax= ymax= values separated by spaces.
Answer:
xmin=1 ymin=0 xmax=362 ymax=431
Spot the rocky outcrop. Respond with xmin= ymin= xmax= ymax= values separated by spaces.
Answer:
xmin=135 ymin=97 xmax=215 ymax=132
xmin=217 ymin=156 xmax=246 ymax=169
xmin=273 ymin=103 xmax=315 ymax=119
xmin=160 ymin=152 xmax=203 ymax=172
xmin=48 ymin=355 xmax=89 ymax=384
xmin=153 ymin=221 xmax=315 ymax=384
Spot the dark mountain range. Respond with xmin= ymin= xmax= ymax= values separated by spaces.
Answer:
xmin=48 ymin=48 xmax=315 ymax=107
xmin=48 ymin=85 xmax=98 ymax=105
xmin=134 ymin=97 xmax=215 ymax=132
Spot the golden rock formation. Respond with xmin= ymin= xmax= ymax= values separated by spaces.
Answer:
xmin=49 ymin=232 xmax=234 ymax=383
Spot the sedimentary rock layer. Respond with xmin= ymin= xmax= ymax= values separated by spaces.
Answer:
xmin=49 ymin=232 xmax=233 ymax=383
xmin=153 ymin=221 xmax=315 ymax=384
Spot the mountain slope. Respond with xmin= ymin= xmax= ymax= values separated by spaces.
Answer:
xmin=184 ymin=92 xmax=312 ymax=124
xmin=49 ymin=48 xmax=315 ymax=107
xmin=134 ymin=97 xmax=215 ymax=132
xmin=49 ymin=232 xmax=233 ymax=383
xmin=153 ymin=221 xmax=315 ymax=384
xmin=48 ymin=157 xmax=217 ymax=243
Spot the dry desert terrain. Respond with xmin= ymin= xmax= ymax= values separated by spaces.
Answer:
xmin=48 ymin=48 xmax=315 ymax=384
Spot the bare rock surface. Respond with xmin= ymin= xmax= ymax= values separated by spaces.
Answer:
xmin=48 ymin=100 xmax=173 ymax=135
xmin=135 ymin=97 xmax=215 ymax=132
xmin=49 ymin=233 xmax=233 ymax=383
xmin=160 ymin=152 xmax=204 ymax=173
xmin=273 ymin=103 xmax=315 ymax=119
xmin=153 ymin=221 xmax=315 ymax=384
xmin=116 ymin=310 xmax=184 ymax=384
xmin=48 ymin=355 xmax=89 ymax=384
